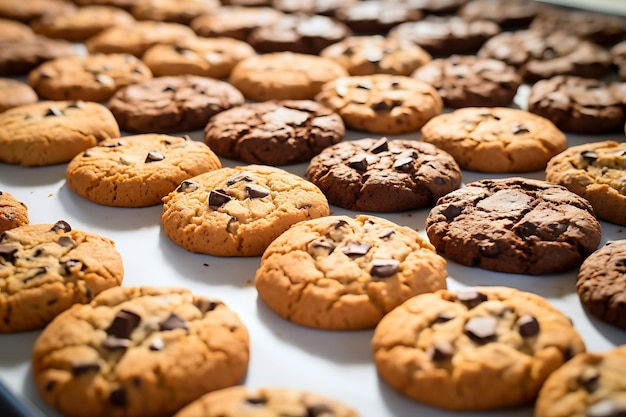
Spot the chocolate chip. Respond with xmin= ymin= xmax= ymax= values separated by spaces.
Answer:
xmin=67 ymin=100 xmax=85 ymax=109
xmin=194 ymin=298 xmax=218 ymax=313
xmin=587 ymin=399 xmax=626 ymax=417
xmin=102 ymin=141 xmax=124 ymax=148
xmin=347 ymin=154 xmax=368 ymax=171
xmin=159 ymin=313 xmax=188 ymax=331
xmin=162 ymin=85 xmax=176 ymax=92
xmin=105 ymin=309 xmax=141 ymax=339
xmin=378 ymin=228 xmax=395 ymax=240
xmin=174 ymin=45 xmax=195 ymax=58
xmin=57 ymin=236 xmax=74 ymax=247
xmin=441 ymin=205 xmax=462 ymax=221
xmin=145 ymin=151 xmax=165 ymax=163
xmin=227 ymin=172 xmax=253 ymax=185
xmin=44 ymin=106 xmax=63 ymax=117
xmin=102 ymin=336 xmax=130 ymax=350
xmin=306 ymin=403 xmax=333 ymax=417
xmin=209 ymin=189 xmax=231 ymax=208
xmin=393 ymin=156 xmax=414 ymax=172
xmin=464 ymin=316 xmax=497 ymax=343
xmin=581 ymin=150 xmax=598 ymax=163
xmin=434 ymin=311 xmax=456 ymax=323
xmin=245 ymin=397 xmax=267 ymax=405
xmin=72 ymin=362 xmax=100 ymax=376
xmin=23 ymin=267 xmax=46 ymax=283
xmin=33 ymin=248 xmax=44 ymax=257
xmin=51 ymin=220 xmax=71 ymax=233
xmin=370 ymin=259 xmax=400 ymax=277
xmin=307 ymin=238 xmax=335 ymax=255
xmin=149 ymin=337 xmax=164 ymax=351
xmin=177 ymin=180 xmax=198 ymax=193
xmin=0 ymin=244 xmax=18 ymax=262
xmin=94 ymin=73 xmax=114 ymax=86
xmin=246 ymin=184 xmax=270 ymax=199
xmin=518 ymin=221 xmax=537 ymax=237
xmin=517 ymin=314 xmax=540 ymax=337
xmin=356 ymin=82 xmax=372 ymax=90
xmin=61 ymin=259 xmax=83 ymax=274
xmin=341 ymin=241 xmax=371 ymax=257
xmin=456 ymin=290 xmax=487 ymax=308
xmin=371 ymin=99 xmax=395 ymax=112
xmin=109 ymin=388 xmax=127 ymax=407
xmin=511 ymin=123 xmax=530 ymax=135
xmin=334 ymin=220 xmax=348 ymax=229
xmin=429 ymin=340 xmax=454 ymax=361
xmin=368 ymin=138 xmax=389 ymax=154
xmin=578 ymin=367 xmax=600 ymax=393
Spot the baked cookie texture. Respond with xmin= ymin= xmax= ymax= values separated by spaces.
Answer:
xmin=174 ymin=386 xmax=360 ymax=417
xmin=190 ymin=6 xmax=284 ymax=40
xmin=0 ymin=17 xmax=36 ymax=42
xmin=161 ymin=165 xmax=330 ymax=257
xmin=203 ymin=100 xmax=345 ymax=166
xmin=425 ymin=177 xmax=601 ymax=275
xmin=0 ymin=221 xmax=124 ymax=332
xmin=372 ymin=286 xmax=586 ymax=411
xmin=66 ymin=135 xmax=222 ymax=208
xmin=32 ymin=286 xmax=249 ymax=417
xmin=458 ymin=0 xmax=550 ymax=29
xmin=0 ymin=190 xmax=29 ymax=233
xmin=0 ymin=35 xmax=76 ymax=75
xmin=306 ymin=137 xmax=461 ymax=212
xmin=0 ymin=100 xmax=120 ymax=167
xmin=255 ymin=214 xmax=447 ymax=330
xmin=530 ymin=8 xmax=626 ymax=45
xmin=576 ymin=240 xmax=626 ymax=330
xmin=130 ymin=0 xmax=220 ymax=24
xmin=535 ymin=345 xmax=626 ymax=417
xmin=545 ymin=141 xmax=626 ymax=226
xmin=0 ymin=78 xmax=38 ymax=113
xmin=612 ymin=40 xmax=626 ymax=81
xmin=420 ymin=107 xmax=567 ymax=173
xmin=333 ymin=0 xmax=422 ymax=34
xmin=315 ymin=74 xmax=442 ymax=134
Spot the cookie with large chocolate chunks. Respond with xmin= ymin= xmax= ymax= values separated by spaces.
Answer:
xmin=0 ymin=190 xmax=29 ymax=233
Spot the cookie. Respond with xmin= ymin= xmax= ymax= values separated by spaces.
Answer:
xmin=388 ymin=16 xmax=500 ymax=56
xmin=411 ymin=55 xmax=522 ymax=108
xmin=229 ymin=52 xmax=348 ymax=101
xmin=0 ymin=220 xmax=124 ymax=332
xmin=403 ymin=0 xmax=467 ymax=15
xmin=333 ymin=0 xmax=423 ymax=34
xmin=478 ymin=30 xmax=612 ymax=83
xmin=319 ymin=35 xmax=432 ymax=76
xmin=420 ymin=107 xmax=567 ymax=172
xmin=0 ymin=78 xmax=38 ymax=113
xmin=190 ymin=6 xmax=284 ymax=40
xmin=314 ymin=74 xmax=442 ymax=135
xmin=28 ymin=53 xmax=153 ymax=102
xmin=108 ymin=75 xmax=244 ymax=133
xmin=66 ymin=135 xmax=222 ymax=208
xmin=32 ymin=286 xmax=249 ymax=417
xmin=528 ymin=76 xmax=626 ymax=134
xmin=612 ymin=40 xmax=626 ymax=81
xmin=31 ymin=5 xmax=136 ymax=41
xmin=272 ymin=0 xmax=356 ymax=16
xmin=372 ymin=286 xmax=586 ymax=411
xmin=174 ymin=386 xmax=359 ymax=417
xmin=535 ymin=345 xmax=626 ymax=417
xmin=545 ymin=141 xmax=626 ymax=226
xmin=255 ymin=214 xmax=448 ymax=330
xmin=0 ymin=18 xmax=36 ymax=42
xmin=306 ymin=137 xmax=461 ymax=212
xmin=85 ymin=21 xmax=197 ymax=57
xmin=0 ymin=191 xmax=29 ymax=233
xmin=142 ymin=37 xmax=255 ymax=79
xmin=530 ymin=8 xmax=626 ymax=45
xmin=203 ymin=100 xmax=345 ymax=165
xmin=425 ymin=177 xmax=602 ymax=275
xmin=246 ymin=13 xmax=352 ymax=55
xmin=458 ymin=0 xmax=550 ymax=29
xmin=161 ymin=165 xmax=330 ymax=257
xmin=130 ymin=0 xmax=220 ymax=24
xmin=0 ymin=35 xmax=76 ymax=76
xmin=71 ymin=0 xmax=136 ymax=9
xmin=0 ymin=101 xmax=120 ymax=167
xmin=0 ymin=0 xmax=75 ymax=23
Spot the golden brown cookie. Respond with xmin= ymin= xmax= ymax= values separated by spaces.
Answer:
xmin=0 ymin=190 xmax=29 ymax=233
xmin=190 ymin=6 xmax=284 ymax=40
xmin=0 ymin=35 xmax=76 ymax=76
xmin=0 ymin=0 xmax=75 ymax=23
xmin=0 ymin=78 xmax=38 ymax=113
xmin=130 ymin=0 xmax=220 ymax=24
xmin=0 ymin=18 xmax=36 ymax=42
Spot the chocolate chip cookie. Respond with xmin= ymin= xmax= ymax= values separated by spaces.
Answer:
xmin=0 ymin=0 xmax=75 ymax=23
xmin=161 ymin=165 xmax=330 ymax=257
xmin=272 ymin=0 xmax=356 ymax=16
xmin=0 ymin=78 xmax=38 ymax=113
xmin=314 ymin=74 xmax=442 ymax=134
xmin=425 ymin=177 xmax=602 ymax=275
xmin=0 ymin=220 xmax=124 ymax=332
xmin=373 ymin=286 xmax=586 ymax=410
xmin=612 ymin=40 xmax=626 ymax=81
xmin=420 ymin=107 xmax=567 ymax=172
xmin=108 ymin=75 xmax=244 ymax=133
xmin=546 ymin=141 xmax=626 ymax=226
xmin=32 ymin=286 xmax=249 ymax=417
xmin=333 ymin=0 xmax=422 ymax=34
xmin=0 ymin=191 xmax=29 ymax=233
xmin=190 ymin=6 xmax=284 ymax=40
xmin=0 ymin=101 xmax=120 ymax=167
xmin=130 ymin=0 xmax=220 ymax=24
xmin=204 ymin=100 xmax=345 ymax=165
xmin=0 ymin=35 xmax=76 ymax=76
xmin=0 ymin=18 xmax=36 ymax=42
xmin=255 ymin=214 xmax=448 ymax=330
xmin=530 ymin=8 xmax=626 ymax=45
xmin=458 ymin=0 xmax=550 ymax=29
xmin=306 ymin=137 xmax=461 ymax=212
xmin=66 ymin=135 xmax=222 ymax=207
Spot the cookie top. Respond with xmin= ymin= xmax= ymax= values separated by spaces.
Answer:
xmin=272 ymin=0 xmax=357 ymax=15
xmin=333 ymin=0 xmax=423 ymax=34
xmin=372 ymin=286 xmax=586 ymax=411
xmin=130 ymin=0 xmax=220 ymax=24
xmin=314 ymin=74 xmax=443 ymax=135
xmin=0 ymin=18 xmax=36 ymax=42
xmin=0 ymin=0 xmax=75 ymax=23
xmin=142 ymin=37 xmax=255 ymax=79
xmin=32 ymin=286 xmax=250 ymax=417
xmin=306 ymin=137 xmax=461 ymax=212
xmin=320 ymin=35 xmax=432 ymax=76
xmin=28 ymin=53 xmax=153 ymax=102
xmin=411 ymin=55 xmax=522 ymax=108
xmin=425 ymin=177 xmax=601 ymax=275
xmin=204 ymin=100 xmax=345 ymax=165
xmin=0 ymin=190 xmax=29 ymax=233
xmin=612 ymin=40 xmax=626 ymax=81
xmin=478 ymin=30 xmax=612 ymax=83
xmin=161 ymin=165 xmax=330 ymax=257
xmin=246 ymin=13 xmax=352 ymax=55
xmin=530 ymin=8 xmax=626 ymax=45
xmin=66 ymin=134 xmax=222 ymax=207
xmin=535 ymin=345 xmax=626 ymax=417
xmin=388 ymin=16 xmax=500 ymax=56
xmin=402 ymin=0 xmax=467 ymax=15
xmin=0 ymin=78 xmax=38 ymax=113
xmin=190 ymin=6 xmax=284 ymax=40
xmin=0 ymin=100 xmax=120 ymax=167
xmin=108 ymin=75 xmax=245 ymax=133
xmin=0 ymin=35 xmax=76 ymax=76
xmin=229 ymin=52 xmax=348 ymax=101
xmin=458 ymin=0 xmax=550 ymax=29
xmin=545 ymin=141 xmax=626 ymax=226
xmin=255 ymin=214 xmax=448 ymax=330
xmin=0 ymin=220 xmax=124 ymax=332
xmin=420 ymin=107 xmax=568 ymax=172
xmin=528 ymin=75 xmax=626 ymax=134
xmin=85 ymin=21 xmax=197 ymax=57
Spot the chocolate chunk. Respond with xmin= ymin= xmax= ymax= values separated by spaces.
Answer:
xmin=465 ymin=316 xmax=498 ymax=343
xmin=341 ymin=241 xmax=371 ymax=257
xmin=587 ymin=399 xmax=626 ymax=417
xmin=581 ymin=150 xmax=598 ymax=163
xmin=33 ymin=248 xmax=44 ymax=257
xmin=0 ymin=244 xmax=18 ymax=262
xmin=208 ymin=189 xmax=231 ymax=208
xmin=429 ymin=340 xmax=454 ymax=361
xmin=162 ymin=85 xmax=176 ymax=92
xmin=176 ymin=180 xmax=198 ymax=193
xmin=511 ymin=123 xmax=530 ymax=135
xmin=371 ymin=99 xmax=395 ymax=112
xmin=245 ymin=397 xmax=267 ymax=405
xmin=72 ymin=362 xmax=101 ymax=376
xmin=44 ymin=106 xmax=63 ymax=117
xmin=105 ymin=309 xmax=141 ymax=339
xmin=368 ymin=138 xmax=389 ymax=154
xmin=370 ymin=259 xmax=400 ymax=277
xmin=145 ymin=151 xmax=165 ymax=163
xmin=227 ymin=172 xmax=253 ymax=185
xmin=94 ymin=73 xmax=114 ymax=86
xmin=334 ymin=219 xmax=348 ymax=229
xmin=578 ymin=367 xmax=600 ymax=393
xmin=67 ymin=101 xmax=85 ymax=109
xmin=23 ymin=267 xmax=46 ymax=283
xmin=102 ymin=336 xmax=131 ymax=350
xmin=356 ymin=82 xmax=372 ymax=90
xmin=51 ymin=220 xmax=71 ymax=233
xmin=102 ymin=141 xmax=124 ymax=148
xmin=378 ymin=228 xmax=395 ymax=240
xmin=159 ymin=313 xmax=188 ymax=331
xmin=517 ymin=314 xmax=540 ymax=337
xmin=518 ymin=221 xmax=537 ymax=237
xmin=174 ymin=45 xmax=196 ymax=58
xmin=434 ymin=311 xmax=456 ymax=323
xmin=109 ymin=388 xmax=127 ymax=407
xmin=194 ymin=298 xmax=218 ymax=313
xmin=347 ymin=154 xmax=368 ymax=171
xmin=441 ymin=205 xmax=462 ymax=221
xmin=393 ymin=156 xmax=414 ymax=172
xmin=456 ymin=290 xmax=487 ymax=308
xmin=61 ymin=259 xmax=83 ymax=274
xmin=246 ymin=184 xmax=270 ymax=199
xmin=57 ymin=236 xmax=74 ymax=247
xmin=149 ymin=337 xmax=164 ymax=351
xmin=306 ymin=403 xmax=333 ymax=417
xmin=307 ymin=238 xmax=335 ymax=255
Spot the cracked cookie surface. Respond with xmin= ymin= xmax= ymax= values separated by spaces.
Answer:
xmin=66 ymin=134 xmax=222 ymax=207
xmin=0 ymin=190 xmax=29 ymax=233
xmin=255 ymin=214 xmax=447 ymax=330
xmin=32 ymin=286 xmax=249 ymax=417
xmin=372 ymin=286 xmax=585 ymax=411
xmin=161 ymin=165 xmax=330 ymax=256
xmin=0 ymin=220 xmax=123 ymax=332
xmin=425 ymin=177 xmax=601 ymax=275
xmin=420 ymin=107 xmax=567 ymax=172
